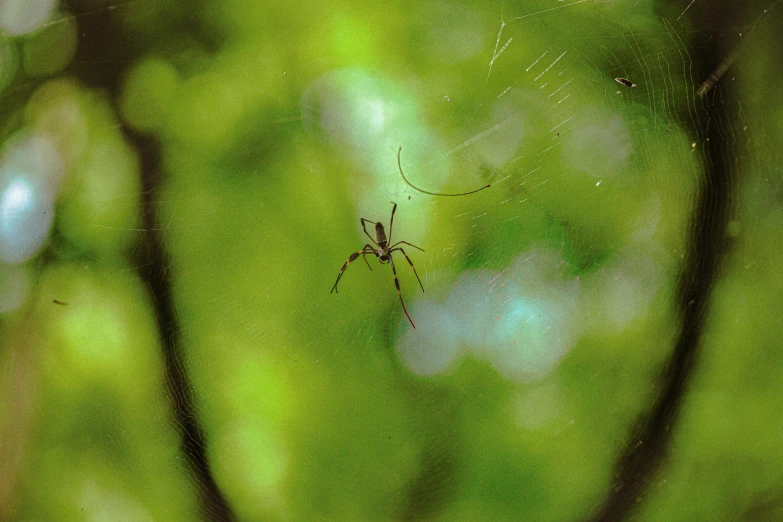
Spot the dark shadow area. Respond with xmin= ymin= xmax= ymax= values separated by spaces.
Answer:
xmin=65 ymin=1 xmax=234 ymax=519
xmin=131 ymin=131 xmax=234 ymax=521
xmin=587 ymin=1 xmax=775 ymax=518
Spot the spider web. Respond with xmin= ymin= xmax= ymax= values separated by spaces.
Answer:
xmin=1 ymin=0 xmax=782 ymax=520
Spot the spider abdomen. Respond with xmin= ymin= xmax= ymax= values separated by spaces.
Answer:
xmin=375 ymin=222 xmax=387 ymax=245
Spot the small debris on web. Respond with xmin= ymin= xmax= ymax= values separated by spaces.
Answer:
xmin=614 ymin=77 xmax=636 ymax=88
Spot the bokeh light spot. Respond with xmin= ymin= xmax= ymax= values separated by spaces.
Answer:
xmin=25 ymin=79 xmax=89 ymax=171
xmin=0 ymin=35 xmax=20 ymax=94
xmin=586 ymin=251 xmax=664 ymax=332
xmin=21 ymin=14 xmax=78 ymax=76
xmin=0 ymin=177 xmax=54 ymax=264
xmin=212 ymin=422 xmax=286 ymax=517
xmin=397 ymin=301 xmax=462 ymax=376
xmin=563 ymin=106 xmax=633 ymax=178
xmin=400 ymin=249 xmax=582 ymax=383
xmin=0 ymin=133 xmax=62 ymax=264
xmin=0 ymin=0 xmax=57 ymax=36
xmin=301 ymin=68 xmax=417 ymax=171
xmin=120 ymin=56 xmax=179 ymax=132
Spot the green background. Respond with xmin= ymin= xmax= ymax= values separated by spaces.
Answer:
xmin=1 ymin=0 xmax=782 ymax=520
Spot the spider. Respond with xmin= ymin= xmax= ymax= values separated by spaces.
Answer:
xmin=331 ymin=202 xmax=424 ymax=329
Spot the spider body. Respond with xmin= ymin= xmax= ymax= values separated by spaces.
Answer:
xmin=374 ymin=222 xmax=391 ymax=261
xmin=331 ymin=202 xmax=424 ymax=328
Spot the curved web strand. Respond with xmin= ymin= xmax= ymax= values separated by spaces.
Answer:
xmin=397 ymin=147 xmax=490 ymax=197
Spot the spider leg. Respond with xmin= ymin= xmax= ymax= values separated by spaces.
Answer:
xmin=389 ymin=240 xmax=424 ymax=252
xmin=390 ymin=248 xmax=424 ymax=292
xmin=331 ymin=245 xmax=375 ymax=294
xmin=389 ymin=255 xmax=416 ymax=329
xmin=360 ymin=218 xmax=379 ymax=246
xmin=387 ymin=202 xmax=397 ymax=244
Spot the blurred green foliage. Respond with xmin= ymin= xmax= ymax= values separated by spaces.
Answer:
xmin=1 ymin=0 xmax=782 ymax=520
